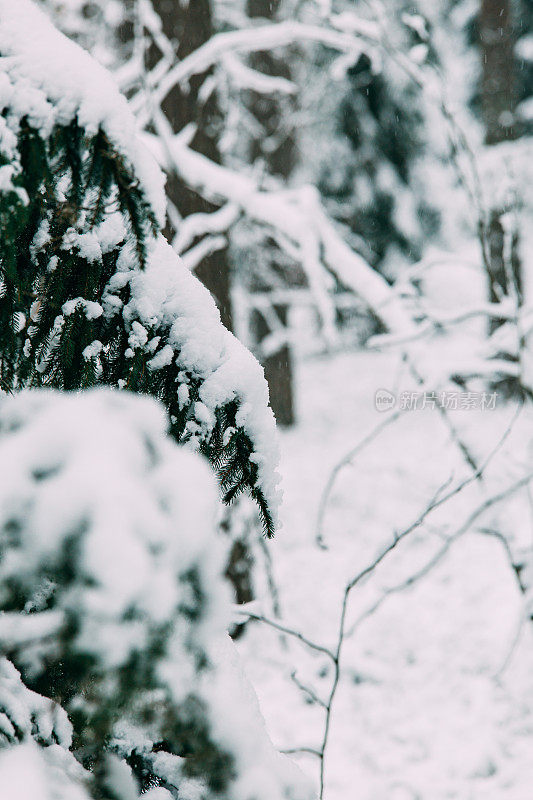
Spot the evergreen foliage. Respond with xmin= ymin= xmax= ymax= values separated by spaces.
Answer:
xmin=0 ymin=390 xmax=310 ymax=800
xmin=0 ymin=22 xmax=277 ymax=535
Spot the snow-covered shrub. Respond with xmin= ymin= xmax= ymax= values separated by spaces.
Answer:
xmin=0 ymin=0 xmax=278 ymax=534
xmin=0 ymin=389 xmax=313 ymax=800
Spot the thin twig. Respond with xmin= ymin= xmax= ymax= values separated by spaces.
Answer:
xmin=257 ymin=531 xmax=283 ymax=620
xmin=320 ymin=468 xmax=533 ymax=799
xmin=280 ymin=747 xmax=322 ymax=758
xmin=235 ymin=610 xmax=336 ymax=662
xmin=290 ymin=671 xmax=328 ymax=709
xmin=315 ymin=408 xmax=405 ymax=548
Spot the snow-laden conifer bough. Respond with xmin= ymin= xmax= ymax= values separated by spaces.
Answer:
xmin=0 ymin=390 xmax=315 ymax=800
xmin=0 ymin=0 xmax=280 ymax=535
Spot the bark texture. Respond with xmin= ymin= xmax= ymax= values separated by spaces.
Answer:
xmin=150 ymin=0 xmax=233 ymax=330
xmin=247 ymin=0 xmax=296 ymax=426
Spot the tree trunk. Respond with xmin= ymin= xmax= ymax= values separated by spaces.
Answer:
xmin=150 ymin=0 xmax=258 ymax=623
xmin=149 ymin=0 xmax=233 ymax=331
xmin=479 ymin=0 xmax=522 ymax=371
xmin=246 ymin=0 xmax=296 ymax=427
xmin=252 ymin=304 xmax=295 ymax=426
xmin=480 ymin=0 xmax=517 ymax=145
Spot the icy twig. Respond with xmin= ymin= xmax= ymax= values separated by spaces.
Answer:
xmin=318 ymin=469 xmax=533 ymax=795
xmin=239 ymin=463 xmax=533 ymax=799
xmin=477 ymin=526 xmax=531 ymax=680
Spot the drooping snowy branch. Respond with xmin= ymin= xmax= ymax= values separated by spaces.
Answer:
xmin=0 ymin=0 xmax=280 ymax=532
xmin=138 ymin=20 xmax=373 ymax=117
xmin=146 ymin=124 xmax=416 ymax=341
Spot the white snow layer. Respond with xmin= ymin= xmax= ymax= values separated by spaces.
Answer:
xmin=0 ymin=659 xmax=72 ymax=749
xmin=0 ymin=389 xmax=312 ymax=800
xmin=125 ymin=235 xmax=281 ymax=516
xmin=0 ymin=742 xmax=92 ymax=800
xmin=0 ymin=0 xmax=166 ymax=225
xmin=0 ymin=0 xmax=280 ymax=519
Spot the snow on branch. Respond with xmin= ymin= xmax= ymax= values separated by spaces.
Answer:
xmin=221 ymin=52 xmax=297 ymax=95
xmin=147 ymin=123 xmax=417 ymax=339
xmin=146 ymin=21 xmax=368 ymax=112
xmin=124 ymin=235 xmax=281 ymax=519
xmin=0 ymin=389 xmax=313 ymax=800
xmin=0 ymin=0 xmax=166 ymax=225
xmin=0 ymin=0 xmax=280 ymax=531
xmin=0 ymin=659 xmax=72 ymax=749
xmin=173 ymin=202 xmax=240 ymax=254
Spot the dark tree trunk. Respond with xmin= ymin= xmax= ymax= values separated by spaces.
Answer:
xmin=252 ymin=304 xmax=295 ymax=426
xmin=150 ymin=0 xmax=257 ymax=623
xmin=479 ymin=0 xmax=522 ymax=361
xmin=486 ymin=211 xmax=521 ymax=329
xmin=225 ymin=538 xmax=255 ymax=640
xmin=480 ymin=0 xmax=518 ymax=145
xmin=246 ymin=0 xmax=296 ymax=427
xmin=149 ymin=0 xmax=233 ymax=330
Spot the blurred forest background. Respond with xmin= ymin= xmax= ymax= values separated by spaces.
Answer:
xmin=41 ymin=0 xmax=533 ymax=422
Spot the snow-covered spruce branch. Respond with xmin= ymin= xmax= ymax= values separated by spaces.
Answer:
xmin=0 ymin=0 xmax=281 ymax=534
xmin=0 ymin=389 xmax=314 ymax=800
xmin=0 ymin=611 xmax=64 ymax=648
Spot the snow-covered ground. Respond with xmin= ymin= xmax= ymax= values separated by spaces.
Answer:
xmin=238 ymin=348 xmax=533 ymax=800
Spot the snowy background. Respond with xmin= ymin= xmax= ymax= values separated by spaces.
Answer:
xmin=239 ymin=348 xmax=533 ymax=799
